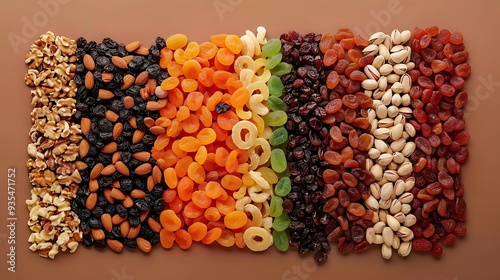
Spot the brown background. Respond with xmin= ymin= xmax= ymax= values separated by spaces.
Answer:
xmin=1 ymin=0 xmax=499 ymax=279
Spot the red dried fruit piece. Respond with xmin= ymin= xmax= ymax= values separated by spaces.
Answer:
xmin=439 ymin=84 xmax=456 ymax=97
xmin=349 ymin=70 xmax=367 ymax=81
xmin=423 ymin=198 xmax=439 ymax=212
xmin=354 ymin=241 xmax=370 ymax=253
xmin=329 ymin=126 xmax=343 ymax=142
xmin=347 ymin=49 xmax=362 ymax=65
xmin=348 ymin=130 xmax=359 ymax=148
xmin=331 ymin=44 xmax=345 ymax=60
xmin=449 ymin=31 xmax=464 ymax=45
xmin=455 ymin=197 xmax=466 ymax=215
xmin=324 ymin=151 xmax=342 ymax=165
xmin=452 ymin=51 xmax=469 ymax=64
xmin=437 ymin=199 xmax=447 ymax=217
xmin=417 ymin=76 xmax=435 ymax=89
xmin=326 ymin=71 xmax=340 ymax=89
xmin=325 ymin=99 xmax=342 ymax=114
xmin=426 ymin=26 xmax=439 ymax=36
xmin=338 ymin=189 xmax=350 ymax=207
xmin=322 ymin=169 xmax=340 ymax=184
xmin=423 ymin=223 xmax=435 ymax=238
xmin=438 ymin=171 xmax=454 ymax=189
xmin=441 ymin=219 xmax=456 ymax=233
xmin=438 ymin=29 xmax=451 ymax=44
xmin=412 ymin=238 xmax=432 ymax=251
xmin=342 ymin=172 xmax=358 ymax=187
xmin=351 ymin=118 xmax=370 ymax=130
xmin=323 ymin=49 xmax=337 ymax=67
xmin=347 ymin=203 xmax=366 ymax=217
xmin=455 ymin=63 xmax=471 ymax=78
xmin=354 ymin=34 xmax=369 ymax=47
xmin=355 ymin=92 xmax=373 ymax=108
xmin=334 ymin=28 xmax=354 ymax=40
xmin=443 ymin=43 xmax=454 ymax=58
xmin=413 ymin=109 xmax=428 ymax=124
xmin=357 ymin=134 xmax=372 ymax=151
xmin=319 ymin=33 xmax=334 ymax=53
xmin=358 ymin=55 xmax=374 ymax=67
xmin=453 ymin=222 xmax=467 ymax=237
xmin=454 ymin=131 xmax=470 ymax=145
xmin=450 ymin=76 xmax=465 ymax=90
xmin=443 ymin=233 xmax=456 ymax=246
xmin=431 ymin=60 xmax=446 ymax=73
xmin=340 ymin=38 xmax=355 ymax=50
xmin=342 ymin=95 xmax=358 ymax=109
xmin=431 ymin=242 xmax=443 ymax=257
xmin=420 ymin=34 xmax=432 ymax=48
xmin=414 ymin=27 xmax=426 ymax=40
xmin=323 ymin=198 xmax=339 ymax=212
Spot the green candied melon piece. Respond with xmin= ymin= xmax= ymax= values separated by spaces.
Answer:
xmin=266 ymin=52 xmax=283 ymax=69
xmin=272 ymin=230 xmax=289 ymax=252
xmin=262 ymin=38 xmax=282 ymax=57
xmin=268 ymin=75 xmax=284 ymax=97
xmin=270 ymin=148 xmax=287 ymax=173
xmin=272 ymin=211 xmax=291 ymax=231
xmin=267 ymin=95 xmax=288 ymax=112
xmin=271 ymin=62 xmax=292 ymax=76
xmin=274 ymin=176 xmax=291 ymax=197
xmin=262 ymin=110 xmax=287 ymax=126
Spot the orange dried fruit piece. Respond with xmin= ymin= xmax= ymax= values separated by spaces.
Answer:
xmin=175 ymin=156 xmax=193 ymax=178
xmin=184 ymin=201 xmax=204 ymax=218
xmin=216 ymin=229 xmax=235 ymax=247
xmin=163 ymin=167 xmax=178 ymax=188
xmin=198 ymin=68 xmax=215 ymax=87
xmin=220 ymin=174 xmax=242 ymax=191
xmin=216 ymin=110 xmax=239 ymax=130
xmin=215 ymin=196 xmax=235 ymax=215
xmin=216 ymin=47 xmax=235 ymax=66
xmin=175 ymin=229 xmax=193 ymax=249
xmin=187 ymin=162 xmax=206 ymax=184
xmin=230 ymin=87 xmax=250 ymax=109
xmin=197 ymin=106 xmax=213 ymax=128
xmin=177 ymin=176 xmax=194 ymax=201
xmin=171 ymin=139 xmax=187 ymax=158
xmin=199 ymin=42 xmax=218 ymax=59
xmin=210 ymin=34 xmax=228 ymax=48
xmin=166 ymin=34 xmax=188 ymax=50
xmin=182 ymin=114 xmax=200 ymax=134
xmin=182 ymin=59 xmax=202 ymax=80
xmin=181 ymin=78 xmax=198 ymax=92
xmin=194 ymin=145 xmax=208 ymax=165
xmin=168 ymin=88 xmax=185 ymax=107
xmin=202 ymin=227 xmax=222 ymax=244
xmin=205 ymin=182 xmax=223 ymax=199
xmin=196 ymin=128 xmax=217 ymax=145
xmin=224 ymin=211 xmax=248 ymax=229
xmin=213 ymin=70 xmax=234 ymax=89
xmin=154 ymin=133 xmax=170 ymax=150
xmin=185 ymin=91 xmax=204 ymax=111
xmin=182 ymin=41 xmax=200 ymax=59
xmin=159 ymin=48 xmax=173 ymax=69
xmin=160 ymin=209 xmax=182 ymax=231
xmin=160 ymin=76 xmax=179 ymax=91
xmin=188 ymin=222 xmax=208 ymax=242
xmin=206 ymin=91 xmax=223 ymax=111
xmin=160 ymin=229 xmax=176 ymax=249
xmin=178 ymin=136 xmax=202 ymax=152
xmin=191 ymin=191 xmax=212 ymax=209
xmin=224 ymin=35 xmax=243 ymax=54
xmin=167 ymin=61 xmax=183 ymax=77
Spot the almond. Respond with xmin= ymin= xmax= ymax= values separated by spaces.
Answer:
xmin=103 ymin=188 xmax=115 ymax=203
xmin=127 ymin=225 xmax=141 ymax=239
xmin=102 ymin=72 xmax=114 ymax=82
xmin=83 ymin=54 xmax=95 ymax=70
xmin=73 ymin=232 xmax=82 ymax=242
xmin=89 ymin=179 xmax=99 ymax=192
xmin=143 ymin=117 xmax=155 ymax=128
xmin=101 ymin=164 xmax=116 ymax=176
xmin=123 ymin=55 xmax=134 ymax=64
xmin=85 ymin=71 xmax=94 ymax=89
xmin=105 ymin=110 xmax=119 ymax=122
xmin=98 ymin=89 xmax=115 ymax=100
xmin=146 ymin=78 xmax=157 ymax=95
xmin=133 ymin=151 xmax=151 ymax=162
xmin=75 ymin=161 xmax=88 ymax=170
xmin=111 ymin=56 xmax=128 ymax=69
xmin=146 ymin=101 xmax=163 ymax=111
xmin=86 ymin=193 xmax=97 ymax=210
xmin=130 ymin=189 xmax=146 ymax=199
xmin=157 ymin=98 xmax=168 ymax=108
xmin=115 ymin=161 xmax=130 ymax=176
xmin=128 ymin=116 xmax=137 ymax=129
xmin=101 ymin=213 xmax=112 ymax=232
xmin=120 ymin=220 xmax=130 ymax=237
xmin=155 ymin=159 xmax=167 ymax=171
xmin=113 ymin=122 xmax=123 ymax=140
xmin=123 ymin=96 xmax=135 ymax=109
xmin=123 ymin=195 xmax=134 ymax=208
xmin=140 ymin=208 xmax=150 ymax=222
xmin=112 ymin=151 xmax=121 ymax=164
xmin=147 ymin=176 xmax=155 ymax=192
xmin=91 ymin=228 xmax=105 ymax=241
xmin=135 ymin=70 xmax=149 ymax=85
xmin=149 ymin=126 xmax=165 ymax=135
xmin=111 ymin=180 xmax=120 ymax=189
xmin=148 ymin=217 xmax=162 ymax=233
xmin=135 ymin=163 xmax=152 ymax=176
xmin=136 ymin=237 xmax=152 ymax=253
xmin=81 ymin=117 xmax=91 ymax=135
xmin=152 ymin=165 xmax=162 ymax=184
xmin=120 ymin=74 xmax=135 ymax=90
xmin=140 ymin=87 xmax=149 ymax=101
xmin=125 ymin=40 xmax=141 ymax=52
xmin=135 ymin=46 xmax=150 ymax=56
xmin=110 ymin=188 xmax=126 ymax=200
xmin=90 ymin=163 xmax=104 ymax=180
xmin=132 ymin=129 xmax=145 ymax=144
xmin=101 ymin=142 xmax=118 ymax=153
xmin=107 ymin=239 xmax=123 ymax=253
xmin=112 ymin=214 xmax=127 ymax=225
xmin=79 ymin=139 xmax=89 ymax=158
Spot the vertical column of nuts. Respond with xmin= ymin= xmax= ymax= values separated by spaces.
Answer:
xmin=72 ymin=36 xmax=168 ymax=253
xmin=315 ymin=29 xmax=378 ymax=259
xmin=24 ymin=31 xmax=83 ymax=259
xmin=360 ymin=30 xmax=417 ymax=259
xmin=407 ymin=26 xmax=469 ymax=256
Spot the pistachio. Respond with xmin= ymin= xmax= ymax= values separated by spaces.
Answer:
xmin=394 ymin=179 xmax=406 ymax=196
xmin=378 ymin=118 xmax=394 ymax=128
xmin=370 ymin=183 xmax=381 ymax=199
xmin=373 ymin=55 xmax=385 ymax=69
xmin=392 ymin=234 xmax=401 ymax=250
xmin=380 ymin=182 xmax=393 ymax=200
xmin=390 ymin=49 xmax=408 ymax=64
xmin=381 ymin=89 xmax=393 ymax=106
xmin=405 ymin=177 xmax=415 ymax=191
xmin=398 ymin=241 xmax=412 ymax=257
xmin=390 ymin=139 xmax=406 ymax=152
xmin=365 ymin=89 xmax=373 ymax=98
xmin=401 ymin=230 xmax=414 ymax=242
xmin=374 ymin=139 xmax=389 ymax=153
xmin=382 ymin=244 xmax=392 ymax=260
xmin=401 ymin=203 xmax=411 ymax=214
xmin=393 ymin=63 xmax=407 ymax=75
xmin=391 ymin=93 xmax=402 ymax=106
xmin=365 ymin=158 xmax=374 ymax=170
xmin=394 ymin=212 xmax=406 ymax=223
xmin=384 ymin=170 xmax=399 ymax=182
xmin=398 ymin=107 xmax=412 ymax=117
xmin=397 ymin=162 xmax=413 ymax=176
xmin=392 ymin=152 xmax=405 ymax=164
xmin=361 ymin=79 xmax=379 ymax=90
xmin=377 ymin=153 xmax=394 ymax=166
xmin=387 ymin=105 xmax=399 ymax=118
xmin=368 ymin=108 xmax=377 ymax=122
xmin=389 ymin=199 xmax=402 ymax=215
xmin=374 ymin=234 xmax=384 ymax=245
xmin=400 ymin=73 xmax=411 ymax=93
xmin=396 ymin=226 xmax=412 ymax=239
xmin=369 ymin=31 xmax=386 ymax=44
xmin=400 ymin=30 xmax=411 ymax=44
xmin=374 ymin=221 xmax=385 ymax=234
xmin=363 ymin=44 xmax=379 ymax=56
xmin=379 ymin=198 xmax=391 ymax=210
xmin=403 ymin=214 xmax=417 ymax=227
xmin=372 ymin=211 xmax=380 ymax=224
xmin=386 ymin=73 xmax=400 ymax=84
xmin=365 ymin=195 xmax=380 ymax=211
xmin=386 ymin=214 xmax=400 ymax=231
xmin=391 ymin=81 xmax=404 ymax=93
xmin=366 ymin=227 xmax=376 ymax=244
xmin=379 ymin=64 xmax=393 ymax=76
xmin=382 ymin=227 xmax=394 ymax=246
xmin=379 ymin=209 xmax=388 ymax=223
xmin=390 ymin=29 xmax=402 ymax=45
xmin=398 ymin=192 xmax=414 ymax=204
xmin=383 ymin=35 xmax=393 ymax=50
xmin=404 ymin=123 xmax=416 ymax=137
xmin=379 ymin=44 xmax=390 ymax=60
xmin=390 ymin=123 xmax=404 ymax=141
xmin=390 ymin=45 xmax=405 ymax=53
xmin=376 ymin=104 xmax=388 ymax=119
xmin=403 ymin=46 xmax=412 ymax=63
xmin=368 ymin=148 xmax=382 ymax=159
xmin=374 ymin=128 xmax=390 ymax=140
xmin=370 ymin=164 xmax=384 ymax=180
xmin=365 ymin=65 xmax=380 ymax=80
xmin=406 ymin=61 xmax=415 ymax=71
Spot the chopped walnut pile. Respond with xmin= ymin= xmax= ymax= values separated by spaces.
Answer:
xmin=25 ymin=31 xmax=82 ymax=259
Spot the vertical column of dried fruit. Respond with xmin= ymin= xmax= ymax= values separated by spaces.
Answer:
xmin=24 ymin=31 xmax=83 ymax=259
xmin=280 ymin=31 xmax=333 ymax=263
xmin=72 ymin=37 xmax=168 ymax=253
xmin=407 ymin=27 xmax=470 ymax=256
xmin=317 ymin=29 xmax=377 ymax=258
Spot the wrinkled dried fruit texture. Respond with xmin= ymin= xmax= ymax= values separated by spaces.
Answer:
xmin=410 ymin=27 xmax=470 ymax=256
